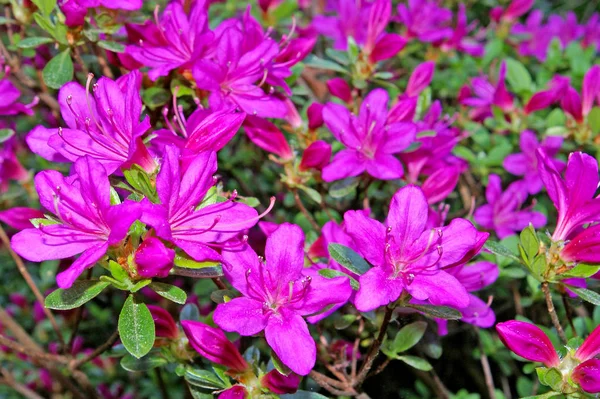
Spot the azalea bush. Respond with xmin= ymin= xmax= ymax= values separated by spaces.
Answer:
xmin=1 ymin=0 xmax=600 ymax=398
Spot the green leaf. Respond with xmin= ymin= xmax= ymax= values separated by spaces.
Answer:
xmin=32 ymin=0 xmax=57 ymax=15
xmin=318 ymin=268 xmax=359 ymax=290
xmin=109 ymin=186 xmax=121 ymax=205
xmin=97 ymin=41 xmax=125 ymax=53
xmin=180 ymin=303 xmax=200 ymax=321
xmin=588 ymin=106 xmax=600 ymax=135
xmin=30 ymin=217 xmax=61 ymax=228
xmin=484 ymin=240 xmax=521 ymax=263
xmin=17 ymin=37 xmax=54 ymax=49
xmin=303 ymin=54 xmax=347 ymax=74
xmin=118 ymin=295 xmax=155 ymax=359
xmin=185 ymin=367 xmax=229 ymax=390
xmin=108 ymin=260 xmax=129 ymax=282
xmin=120 ymin=353 xmax=167 ymax=372
xmin=172 ymin=266 xmax=223 ymax=279
xmin=130 ymin=279 xmax=152 ymax=293
xmin=271 ymin=0 xmax=297 ymax=21
xmin=238 ymin=197 xmax=260 ymax=208
xmin=42 ymin=49 xmax=73 ymax=89
xmin=329 ymin=177 xmax=359 ymax=198
xmin=123 ymin=165 xmax=158 ymax=202
xmin=520 ymin=392 xmax=561 ymax=399
xmin=393 ymin=321 xmax=427 ymax=353
xmin=142 ymin=87 xmax=170 ymax=110
xmin=149 ymin=282 xmax=187 ymax=304
xmin=406 ymin=304 xmax=462 ymax=320
xmin=538 ymin=367 xmax=563 ymax=390
xmin=45 ymin=280 xmax=110 ymax=310
xmin=562 ymin=263 xmax=600 ymax=278
xmin=0 ymin=128 xmax=15 ymax=143
xmin=567 ymin=286 xmax=600 ymax=305
xmin=528 ymin=255 xmax=546 ymax=281
xmin=272 ymin=350 xmax=292 ymax=376
xmin=328 ymin=243 xmax=371 ymax=275
xmin=519 ymin=224 xmax=539 ymax=262
xmin=334 ymin=314 xmax=357 ymax=330
xmin=505 ymin=58 xmax=532 ymax=94
xmin=397 ymin=355 xmax=432 ymax=371
xmin=298 ymin=185 xmax=322 ymax=204
xmin=174 ymin=255 xmax=221 ymax=270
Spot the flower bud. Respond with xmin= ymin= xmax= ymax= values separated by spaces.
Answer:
xmin=573 ymin=358 xmax=600 ymax=393
xmin=327 ymin=78 xmax=352 ymax=103
xmin=261 ymin=370 xmax=301 ymax=394
xmin=134 ymin=237 xmax=175 ymax=279
xmin=496 ymin=321 xmax=560 ymax=367
xmin=299 ymin=140 xmax=331 ymax=171
xmin=181 ymin=321 xmax=249 ymax=372
xmin=575 ymin=324 xmax=600 ymax=361
xmin=147 ymin=305 xmax=178 ymax=339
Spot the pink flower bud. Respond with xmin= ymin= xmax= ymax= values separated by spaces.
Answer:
xmin=490 ymin=7 xmax=503 ymax=23
xmin=406 ymin=62 xmax=435 ymax=97
xmin=575 ymin=324 xmax=600 ymax=361
xmin=218 ymin=386 xmax=247 ymax=399
xmin=573 ymin=358 xmax=600 ymax=393
xmin=496 ymin=321 xmax=560 ymax=367
xmin=503 ymin=0 xmax=534 ymax=22
xmin=181 ymin=321 xmax=249 ymax=373
xmin=134 ymin=237 xmax=175 ymax=279
xmin=307 ymin=103 xmax=324 ymax=130
xmin=261 ymin=370 xmax=301 ymax=394
xmin=299 ymin=140 xmax=331 ymax=171
xmin=327 ymin=78 xmax=352 ymax=103
xmin=147 ymin=305 xmax=178 ymax=339
xmin=243 ymin=116 xmax=293 ymax=161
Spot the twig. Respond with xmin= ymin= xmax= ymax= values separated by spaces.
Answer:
xmin=0 ymin=304 xmax=42 ymax=351
xmin=70 ymin=330 xmax=119 ymax=370
xmin=0 ymin=225 xmax=65 ymax=348
xmin=0 ymin=334 xmax=68 ymax=363
xmin=561 ymin=292 xmax=577 ymax=336
xmin=474 ymin=327 xmax=496 ymax=399
xmin=541 ymin=282 xmax=567 ymax=343
xmin=292 ymin=188 xmax=321 ymax=232
xmin=0 ymin=369 xmax=44 ymax=399
xmin=94 ymin=45 xmax=114 ymax=78
xmin=354 ymin=306 xmax=394 ymax=387
xmin=309 ymin=370 xmax=356 ymax=396
xmin=72 ymin=46 xmax=90 ymax=76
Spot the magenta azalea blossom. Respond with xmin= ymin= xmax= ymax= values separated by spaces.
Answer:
xmin=439 ymin=4 xmax=485 ymax=57
xmin=10 ymin=156 xmax=141 ymax=289
xmin=0 ymin=137 xmax=28 ymax=193
xmin=537 ymin=150 xmax=600 ymax=241
xmin=28 ymin=71 xmax=155 ymax=175
xmin=345 ymin=185 xmax=488 ymax=312
xmin=141 ymin=145 xmax=263 ymax=262
xmin=560 ymin=65 xmax=600 ymax=123
xmin=213 ymin=223 xmax=352 ymax=375
xmin=151 ymin=106 xmax=246 ymax=156
xmin=193 ymin=14 xmax=287 ymax=119
xmin=460 ymin=61 xmax=513 ymax=121
xmin=503 ymin=130 xmax=564 ymax=195
xmin=59 ymin=0 xmax=142 ymax=27
xmin=128 ymin=1 xmax=212 ymax=81
xmin=395 ymin=0 xmax=453 ymax=43
xmin=321 ymin=89 xmax=416 ymax=182
xmin=473 ymin=174 xmax=546 ymax=239
xmin=0 ymin=78 xmax=36 ymax=116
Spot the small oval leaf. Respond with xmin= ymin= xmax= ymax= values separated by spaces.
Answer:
xmin=45 ymin=280 xmax=110 ymax=310
xmin=118 ymin=295 xmax=155 ymax=359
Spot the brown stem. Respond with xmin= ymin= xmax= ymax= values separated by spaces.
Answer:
xmin=561 ymin=292 xmax=577 ymax=336
xmin=292 ymin=188 xmax=321 ymax=232
xmin=72 ymin=46 xmax=90 ymax=76
xmin=212 ymin=277 xmax=227 ymax=290
xmin=474 ymin=327 xmax=496 ymax=399
xmin=0 ymin=334 xmax=68 ymax=363
xmin=542 ymin=282 xmax=567 ymax=343
xmin=0 ymin=304 xmax=42 ymax=351
xmin=309 ymin=370 xmax=356 ymax=396
xmin=0 ymin=369 xmax=44 ymax=399
xmin=70 ymin=330 xmax=119 ymax=370
xmin=94 ymin=45 xmax=114 ymax=78
xmin=354 ymin=306 xmax=394 ymax=387
xmin=0 ymin=225 xmax=65 ymax=347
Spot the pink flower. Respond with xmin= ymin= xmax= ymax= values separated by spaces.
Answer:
xmin=496 ymin=320 xmax=560 ymax=367
xmin=134 ymin=237 xmax=175 ymax=279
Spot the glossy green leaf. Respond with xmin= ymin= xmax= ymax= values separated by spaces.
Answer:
xmin=149 ymin=282 xmax=187 ymax=304
xmin=568 ymin=286 xmax=600 ymax=305
xmin=42 ymin=49 xmax=73 ymax=89
xmin=45 ymin=280 xmax=110 ymax=310
xmin=393 ymin=321 xmax=427 ymax=353
xmin=17 ymin=37 xmax=54 ymax=49
xmin=318 ymin=268 xmax=359 ymax=290
xmin=118 ymin=295 xmax=155 ymax=359
xmin=519 ymin=224 xmax=539 ymax=262
xmin=304 ymin=54 xmax=347 ymax=74
xmin=406 ymin=304 xmax=462 ymax=320
xmin=329 ymin=177 xmax=359 ymax=198
xmin=120 ymin=353 xmax=167 ymax=372
xmin=397 ymin=355 xmax=432 ymax=371
xmin=484 ymin=240 xmax=521 ymax=263
xmin=97 ymin=40 xmax=125 ymax=53
xmin=185 ymin=367 xmax=229 ymax=390
xmin=328 ymin=243 xmax=371 ymax=275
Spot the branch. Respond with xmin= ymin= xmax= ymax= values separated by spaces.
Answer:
xmin=0 ymin=225 xmax=65 ymax=347
xmin=0 ymin=369 xmax=44 ymax=399
xmin=474 ymin=327 xmax=496 ymax=399
xmin=70 ymin=330 xmax=119 ymax=370
xmin=292 ymin=188 xmax=321 ymax=232
xmin=541 ymin=282 xmax=567 ymax=343
xmin=354 ymin=306 xmax=394 ymax=387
